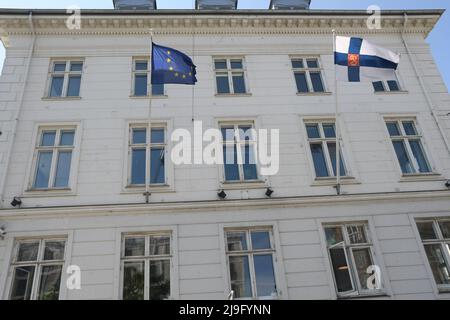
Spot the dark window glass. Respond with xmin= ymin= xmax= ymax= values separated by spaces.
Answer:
xmin=295 ymin=72 xmax=309 ymax=93
xmin=306 ymin=124 xmax=320 ymax=139
xmin=123 ymin=262 xmax=145 ymax=300
xmin=251 ymin=231 xmax=271 ymax=250
xmin=424 ymin=245 xmax=450 ymax=285
xmin=327 ymin=142 xmax=347 ymax=177
xmin=223 ymin=145 xmax=239 ymax=181
xmin=230 ymin=60 xmax=243 ymax=69
xmin=330 ymin=248 xmax=353 ymax=293
xmin=409 ymin=140 xmax=431 ymax=173
xmin=124 ymin=237 xmax=145 ymax=257
xmin=310 ymin=72 xmax=324 ymax=92
xmin=41 ymin=131 xmax=56 ymax=146
xmin=216 ymin=74 xmax=230 ymax=94
xmin=386 ymin=122 xmax=400 ymax=136
xmin=151 ymin=129 xmax=165 ymax=144
xmin=131 ymin=149 xmax=146 ymax=184
xmin=37 ymin=265 xmax=62 ymax=300
xmin=325 ymin=227 xmax=344 ymax=246
xmin=152 ymin=84 xmax=164 ymax=96
xmin=53 ymin=151 xmax=72 ymax=188
xmin=133 ymin=128 xmax=146 ymax=144
xmin=393 ymin=141 xmax=414 ymax=174
xmin=17 ymin=242 xmax=39 ymax=262
xmin=59 ymin=131 xmax=75 ymax=146
xmin=214 ymin=60 xmax=227 ymax=70
xmin=439 ymin=221 xmax=450 ymax=239
xmin=50 ymin=76 xmax=64 ymax=97
xmin=402 ymin=121 xmax=417 ymax=136
xmin=135 ymin=61 xmax=148 ymax=71
xmin=372 ymin=81 xmax=385 ymax=92
xmin=67 ymin=75 xmax=81 ymax=97
xmin=149 ymin=260 xmax=171 ymax=300
xmin=310 ymin=143 xmax=329 ymax=177
xmin=10 ymin=266 xmax=35 ymax=300
xmin=34 ymin=151 xmax=53 ymax=188
xmin=306 ymin=59 xmax=319 ymax=68
xmin=227 ymin=232 xmax=248 ymax=251
xmin=221 ymin=127 xmax=235 ymax=142
xmin=242 ymin=145 xmax=257 ymax=180
xmin=291 ymin=59 xmax=304 ymax=69
xmin=53 ymin=63 xmax=66 ymax=72
xmin=44 ymin=241 xmax=65 ymax=261
xmin=417 ymin=222 xmax=438 ymax=240
xmin=232 ymin=73 xmax=246 ymax=94
xmin=150 ymin=236 xmax=170 ymax=255
xmin=150 ymin=148 xmax=165 ymax=184
xmin=229 ymin=256 xmax=252 ymax=298
xmin=387 ymin=80 xmax=400 ymax=91
xmin=70 ymin=62 xmax=83 ymax=72
xmin=323 ymin=124 xmax=336 ymax=138
xmin=134 ymin=74 xmax=148 ymax=96
xmin=254 ymin=255 xmax=277 ymax=297
xmin=352 ymin=248 xmax=373 ymax=290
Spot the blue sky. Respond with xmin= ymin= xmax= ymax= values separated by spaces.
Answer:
xmin=0 ymin=0 xmax=448 ymax=90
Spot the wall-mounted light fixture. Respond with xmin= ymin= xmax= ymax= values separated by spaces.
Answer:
xmin=265 ymin=188 xmax=274 ymax=198
xmin=217 ymin=190 xmax=227 ymax=199
xmin=10 ymin=197 xmax=22 ymax=207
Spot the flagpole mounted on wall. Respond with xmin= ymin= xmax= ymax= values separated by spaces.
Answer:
xmin=332 ymin=29 xmax=341 ymax=196
xmin=144 ymin=28 xmax=154 ymax=204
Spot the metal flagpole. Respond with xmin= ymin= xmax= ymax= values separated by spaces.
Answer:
xmin=144 ymin=29 xmax=154 ymax=204
xmin=332 ymin=29 xmax=341 ymax=195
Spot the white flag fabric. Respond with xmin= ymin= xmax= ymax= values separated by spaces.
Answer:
xmin=334 ymin=36 xmax=400 ymax=82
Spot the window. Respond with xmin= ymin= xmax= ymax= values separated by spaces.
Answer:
xmin=305 ymin=121 xmax=347 ymax=178
xmin=9 ymin=238 xmax=66 ymax=300
xmin=291 ymin=57 xmax=326 ymax=93
xmin=324 ymin=223 xmax=381 ymax=297
xmin=129 ymin=125 xmax=166 ymax=186
xmin=221 ymin=123 xmax=258 ymax=182
xmin=225 ymin=228 xmax=278 ymax=299
xmin=47 ymin=60 xmax=83 ymax=98
xmin=132 ymin=58 xmax=165 ymax=97
xmin=385 ymin=119 xmax=432 ymax=174
xmin=373 ymin=80 xmax=401 ymax=93
xmin=214 ymin=58 xmax=247 ymax=95
xmin=416 ymin=219 xmax=450 ymax=290
xmin=31 ymin=127 xmax=76 ymax=190
xmin=121 ymin=233 xmax=171 ymax=300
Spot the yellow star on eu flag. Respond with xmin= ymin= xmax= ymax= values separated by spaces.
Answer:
xmin=167 ymin=58 xmax=171 ymax=63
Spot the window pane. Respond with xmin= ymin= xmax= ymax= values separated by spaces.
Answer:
xmin=34 ymin=151 xmax=53 ymax=189
xmin=238 ymin=126 xmax=253 ymax=141
xmin=310 ymin=143 xmax=329 ymax=177
xmin=291 ymin=59 xmax=304 ymax=69
xmin=409 ymin=140 xmax=431 ymax=173
xmin=232 ymin=73 xmax=246 ymax=94
xmin=134 ymin=74 xmax=148 ymax=96
xmin=214 ymin=59 xmax=227 ymax=70
xmin=10 ymin=266 xmax=35 ymax=300
xmin=135 ymin=61 xmax=148 ymax=71
xmin=70 ymin=62 xmax=83 ymax=72
xmin=327 ymin=142 xmax=347 ymax=177
xmin=347 ymin=225 xmax=368 ymax=244
xmin=53 ymin=62 xmax=66 ymax=72
xmin=352 ymin=248 xmax=374 ymax=290
xmin=150 ymin=236 xmax=170 ymax=255
xmin=150 ymin=148 xmax=165 ymax=184
xmin=229 ymin=256 xmax=252 ymax=298
xmin=254 ymin=254 xmax=277 ymax=297
xmin=242 ymin=145 xmax=258 ymax=181
xmin=149 ymin=260 xmax=171 ymax=300
xmin=151 ymin=129 xmax=165 ymax=144
xmin=131 ymin=149 xmax=146 ymax=185
xmin=393 ymin=141 xmax=414 ymax=174
xmin=329 ymin=248 xmax=354 ymax=293
xmin=50 ymin=76 xmax=64 ymax=97
xmin=230 ymin=60 xmax=243 ymax=69
xmin=295 ymin=72 xmax=309 ymax=93
xmin=125 ymin=237 xmax=145 ymax=257
xmin=387 ymin=80 xmax=400 ymax=91
xmin=123 ymin=261 xmax=145 ymax=300
xmin=152 ymin=84 xmax=164 ymax=96
xmin=424 ymin=244 xmax=450 ymax=285
xmin=60 ymin=130 xmax=75 ymax=146
xmin=325 ymin=227 xmax=344 ymax=246
xmin=306 ymin=59 xmax=319 ymax=68
xmin=67 ymin=75 xmax=81 ymax=97
xmin=386 ymin=122 xmax=400 ymax=136
xmin=417 ymin=222 xmax=438 ymax=240
xmin=251 ymin=231 xmax=271 ymax=250
xmin=372 ymin=81 xmax=385 ymax=92
xmin=216 ymin=74 xmax=230 ymax=94
xmin=403 ymin=121 xmax=417 ymax=136
xmin=132 ymin=128 xmax=146 ymax=144
xmin=41 ymin=131 xmax=56 ymax=146
xmin=54 ymin=151 xmax=72 ymax=188
xmin=310 ymin=72 xmax=325 ymax=92
xmin=37 ymin=265 xmax=62 ymax=300
xmin=227 ymin=232 xmax=248 ymax=251
xmin=306 ymin=124 xmax=320 ymax=139
xmin=17 ymin=242 xmax=39 ymax=262
xmin=223 ymin=145 xmax=239 ymax=181
xmin=221 ymin=127 xmax=235 ymax=142
xmin=438 ymin=221 xmax=450 ymax=239
xmin=44 ymin=241 xmax=65 ymax=260
xmin=323 ymin=124 xmax=336 ymax=138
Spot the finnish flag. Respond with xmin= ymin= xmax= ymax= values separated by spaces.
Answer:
xmin=334 ymin=36 xmax=400 ymax=82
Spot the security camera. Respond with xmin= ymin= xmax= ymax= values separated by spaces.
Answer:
xmin=446 ymin=180 xmax=450 ymax=188
xmin=0 ymin=226 xmax=6 ymax=240
xmin=10 ymin=197 xmax=22 ymax=207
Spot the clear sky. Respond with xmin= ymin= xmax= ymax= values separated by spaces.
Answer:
xmin=0 ymin=0 xmax=448 ymax=90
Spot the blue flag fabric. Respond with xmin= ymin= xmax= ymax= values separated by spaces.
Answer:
xmin=151 ymin=42 xmax=197 ymax=85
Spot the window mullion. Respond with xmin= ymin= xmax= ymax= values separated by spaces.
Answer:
xmin=146 ymin=126 xmax=151 ymax=186
xmin=323 ymin=140 xmax=334 ymax=177
xmin=62 ymin=73 xmax=69 ymax=97
xmin=305 ymin=70 xmax=313 ymax=93
xmin=249 ymin=253 xmax=257 ymax=298
xmin=235 ymin=128 xmax=244 ymax=181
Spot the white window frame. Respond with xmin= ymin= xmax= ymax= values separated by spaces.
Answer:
xmin=415 ymin=218 xmax=450 ymax=292
xmin=373 ymin=72 xmax=405 ymax=93
xmin=45 ymin=59 xmax=84 ymax=98
xmin=219 ymin=121 xmax=261 ymax=183
xmin=224 ymin=227 xmax=279 ymax=300
xmin=131 ymin=57 xmax=166 ymax=97
xmin=323 ymin=222 xmax=384 ymax=298
xmin=213 ymin=57 xmax=250 ymax=95
xmin=27 ymin=125 xmax=79 ymax=192
xmin=119 ymin=232 xmax=173 ymax=300
xmin=290 ymin=56 xmax=328 ymax=94
xmin=8 ymin=237 xmax=67 ymax=300
xmin=384 ymin=117 xmax=435 ymax=176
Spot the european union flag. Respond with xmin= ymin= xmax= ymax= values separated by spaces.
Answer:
xmin=151 ymin=42 xmax=197 ymax=85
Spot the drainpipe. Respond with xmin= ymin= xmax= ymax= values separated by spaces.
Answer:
xmin=400 ymin=13 xmax=450 ymax=155
xmin=0 ymin=12 xmax=36 ymax=206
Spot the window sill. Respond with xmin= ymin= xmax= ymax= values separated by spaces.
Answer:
xmin=220 ymin=180 xmax=267 ymax=190
xmin=129 ymin=95 xmax=168 ymax=99
xmin=121 ymin=184 xmax=175 ymax=194
xmin=375 ymin=90 xmax=409 ymax=95
xmin=296 ymin=92 xmax=332 ymax=96
xmin=399 ymin=173 xmax=444 ymax=182
xmin=311 ymin=176 xmax=359 ymax=187
xmin=22 ymin=188 xmax=76 ymax=198
xmin=42 ymin=96 xmax=82 ymax=101
xmin=215 ymin=93 xmax=252 ymax=97
xmin=337 ymin=293 xmax=389 ymax=300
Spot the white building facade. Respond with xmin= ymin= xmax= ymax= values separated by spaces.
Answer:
xmin=0 ymin=7 xmax=450 ymax=300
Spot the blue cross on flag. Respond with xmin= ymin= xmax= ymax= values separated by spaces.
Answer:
xmin=334 ymin=36 xmax=400 ymax=82
xmin=151 ymin=42 xmax=198 ymax=85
